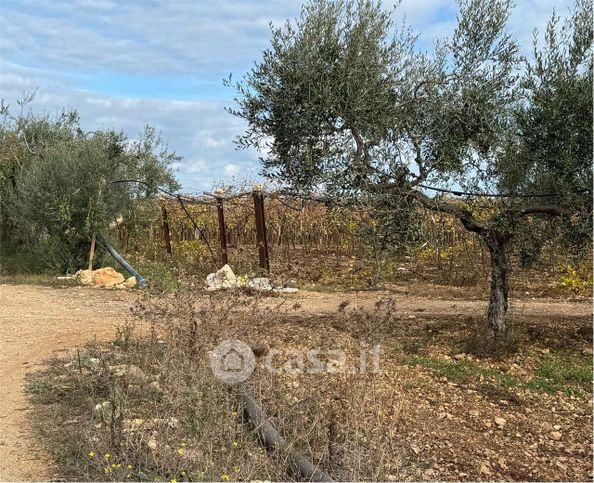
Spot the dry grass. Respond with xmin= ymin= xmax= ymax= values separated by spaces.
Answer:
xmin=26 ymin=284 xmax=593 ymax=481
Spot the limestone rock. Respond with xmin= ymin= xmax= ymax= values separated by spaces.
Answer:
xmin=75 ymin=269 xmax=94 ymax=285
xmin=248 ymin=277 xmax=273 ymax=291
xmin=124 ymin=276 xmax=138 ymax=288
xmin=110 ymin=364 xmax=147 ymax=384
xmin=206 ymin=264 xmax=238 ymax=289
xmin=92 ymin=267 xmax=125 ymax=287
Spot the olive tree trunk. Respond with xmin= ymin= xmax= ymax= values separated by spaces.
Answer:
xmin=483 ymin=231 xmax=510 ymax=336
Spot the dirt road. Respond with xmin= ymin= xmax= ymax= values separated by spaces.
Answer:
xmin=0 ymin=285 xmax=134 ymax=481
xmin=0 ymin=283 xmax=591 ymax=481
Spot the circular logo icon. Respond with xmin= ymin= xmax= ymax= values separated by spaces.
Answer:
xmin=210 ymin=339 xmax=256 ymax=384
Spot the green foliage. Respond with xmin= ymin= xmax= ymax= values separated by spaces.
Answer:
xmin=0 ymin=99 xmax=180 ymax=273
xmin=405 ymin=355 xmax=517 ymax=386
xmin=406 ymin=350 xmax=593 ymax=395
xmin=525 ymin=351 xmax=592 ymax=395
xmin=228 ymin=0 xmax=592 ymax=258
xmin=552 ymin=263 xmax=593 ymax=293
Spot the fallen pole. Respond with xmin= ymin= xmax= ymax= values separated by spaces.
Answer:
xmin=240 ymin=390 xmax=333 ymax=482
xmin=98 ymin=235 xmax=147 ymax=288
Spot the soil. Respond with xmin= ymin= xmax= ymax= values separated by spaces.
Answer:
xmin=0 ymin=282 xmax=591 ymax=481
xmin=0 ymin=285 xmax=133 ymax=481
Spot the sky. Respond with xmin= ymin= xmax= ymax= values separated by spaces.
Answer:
xmin=0 ymin=0 xmax=574 ymax=193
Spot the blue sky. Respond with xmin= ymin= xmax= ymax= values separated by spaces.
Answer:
xmin=0 ymin=0 xmax=573 ymax=192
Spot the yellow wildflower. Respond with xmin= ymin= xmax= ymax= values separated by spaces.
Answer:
xmin=234 ymin=466 xmax=240 ymax=473
xmin=127 ymin=465 xmax=133 ymax=470
xmin=88 ymin=451 xmax=95 ymax=458
xmin=171 ymin=479 xmax=177 ymax=483
xmin=232 ymin=441 xmax=239 ymax=448
xmin=104 ymin=453 xmax=110 ymax=461
xmin=221 ymin=474 xmax=230 ymax=481
xmin=126 ymin=474 xmax=132 ymax=479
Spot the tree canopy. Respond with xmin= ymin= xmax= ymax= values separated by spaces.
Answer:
xmin=0 ymin=98 xmax=180 ymax=272
xmin=228 ymin=0 xmax=593 ymax=335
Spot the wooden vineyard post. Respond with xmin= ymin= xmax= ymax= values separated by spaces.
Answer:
xmin=252 ymin=185 xmax=270 ymax=272
xmin=161 ymin=202 xmax=173 ymax=255
xmin=88 ymin=232 xmax=96 ymax=271
xmin=215 ymin=192 xmax=229 ymax=266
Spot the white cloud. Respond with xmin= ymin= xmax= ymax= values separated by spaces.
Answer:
xmin=0 ymin=0 xmax=576 ymax=194
xmin=223 ymin=163 xmax=241 ymax=176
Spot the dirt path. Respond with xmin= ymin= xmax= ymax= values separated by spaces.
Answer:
xmin=0 ymin=285 xmax=134 ymax=481
xmin=0 ymin=283 xmax=590 ymax=481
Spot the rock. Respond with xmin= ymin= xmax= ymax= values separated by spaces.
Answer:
xmin=147 ymin=437 xmax=158 ymax=450
xmin=75 ymin=269 xmax=94 ymax=285
xmin=123 ymin=418 xmax=146 ymax=433
xmin=396 ymin=267 xmax=408 ymax=272
xmin=110 ymin=365 xmax=147 ymax=384
xmin=411 ymin=444 xmax=421 ymax=455
xmin=94 ymin=401 xmax=112 ymax=418
xmin=248 ymin=277 xmax=273 ymax=291
xmin=92 ymin=267 xmax=125 ymax=288
xmin=549 ymin=431 xmax=562 ymax=441
xmin=582 ymin=348 xmax=593 ymax=357
xmin=273 ymin=287 xmax=299 ymax=293
xmin=453 ymin=353 xmax=466 ymax=361
xmin=205 ymin=264 xmax=239 ymax=289
xmin=495 ymin=417 xmax=506 ymax=428
xmin=480 ymin=463 xmax=492 ymax=476
xmin=469 ymin=410 xmax=479 ymax=417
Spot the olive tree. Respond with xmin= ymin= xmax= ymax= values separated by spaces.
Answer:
xmin=0 ymin=100 xmax=180 ymax=272
xmin=227 ymin=0 xmax=592 ymax=337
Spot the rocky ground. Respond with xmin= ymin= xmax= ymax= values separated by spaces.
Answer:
xmin=0 ymin=282 xmax=591 ymax=481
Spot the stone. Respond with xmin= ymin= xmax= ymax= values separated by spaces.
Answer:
xmin=75 ymin=269 xmax=94 ymax=285
xmin=147 ymin=437 xmax=158 ymax=450
xmin=123 ymin=418 xmax=146 ymax=433
xmin=248 ymin=277 xmax=273 ymax=291
xmin=110 ymin=364 xmax=147 ymax=384
xmin=273 ymin=287 xmax=299 ymax=293
xmin=453 ymin=353 xmax=466 ymax=361
xmin=94 ymin=401 xmax=112 ymax=418
xmin=92 ymin=267 xmax=125 ymax=288
xmin=205 ymin=264 xmax=238 ymax=289
xmin=495 ymin=417 xmax=506 ymax=427
xmin=480 ymin=463 xmax=492 ymax=476
xmin=124 ymin=276 xmax=137 ymax=288
xmin=550 ymin=431 xmax=562 ymax=441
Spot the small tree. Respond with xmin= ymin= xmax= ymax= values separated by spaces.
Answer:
xmin=0 ymin=100 xmax=180 ymax=272
xmin=227 ymin=0 xmax=592 ymax=337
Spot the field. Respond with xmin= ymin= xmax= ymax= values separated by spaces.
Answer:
xmin=1 ymin=274 xmax=591 ymax=481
